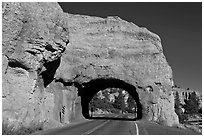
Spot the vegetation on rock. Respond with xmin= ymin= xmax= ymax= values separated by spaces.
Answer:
xmin=173 ymin=87 xmax=202 ymax=133
xmin=2 ymin=121 xmax=43 ymax=135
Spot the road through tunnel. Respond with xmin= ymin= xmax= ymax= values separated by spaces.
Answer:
xmin=78 ymin=78 xmax=142 ymax=120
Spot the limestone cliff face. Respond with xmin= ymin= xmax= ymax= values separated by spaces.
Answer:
xmin=2 ymin=2 xmax=179 ymax=132
xmin=56 ymin=14 xmax=179 ymax=126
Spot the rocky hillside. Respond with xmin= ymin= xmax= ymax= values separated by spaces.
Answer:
xmin=2 ymin=2 xmax=180 ymax=133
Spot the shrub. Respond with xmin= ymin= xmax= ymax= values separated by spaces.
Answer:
xmin=2 ymin=121 xmax=43 ymax=135
xmin=178 ymin=114 xmax=188 ymax=123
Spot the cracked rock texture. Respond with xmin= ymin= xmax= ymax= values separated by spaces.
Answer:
xmin=2 ymin=2 xmax=179 ymax=131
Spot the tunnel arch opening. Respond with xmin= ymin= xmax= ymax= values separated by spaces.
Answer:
xmin=78 ymin=78 xmax=142 ymax=120
xmin=89 ymin=87 xmax=138 ymax=120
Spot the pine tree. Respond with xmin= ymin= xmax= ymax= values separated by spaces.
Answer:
xmin=113 ymin=90 xmax=126 ymax=114
xmin=127 ymin=95 xmax=136 ymax=113
xmin=174 ymin=91 xmax=181 ymax=109
xmin=184 ymin=91 xmax=199 ymax=114
xmin=90 ymin=89 xmax=117 ymax=114
xmin=89 ymin=94 xmax=101 ymax=114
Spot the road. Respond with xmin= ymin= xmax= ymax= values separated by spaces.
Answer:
xmin=36 ymin=119 xmax=201 ymax=135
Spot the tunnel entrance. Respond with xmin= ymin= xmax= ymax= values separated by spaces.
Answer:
xmin=79 ymin=78 xmax=142 ymax=121
xmin=88 ymin=88 xmax=138 ymax=120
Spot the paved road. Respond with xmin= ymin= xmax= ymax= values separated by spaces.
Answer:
xmin=136 ymin=121 xmax=201 ymax=135
xmin=36 ymin=119 xmax=200 ymax=135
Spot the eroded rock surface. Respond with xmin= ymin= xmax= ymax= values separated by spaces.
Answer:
xmin=2 ymin=2 xmax=179 ymax=132
xmin=2 ymin=2 xmax=69 ymax=130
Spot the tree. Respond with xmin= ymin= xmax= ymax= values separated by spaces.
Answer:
xmin=101 ymin=89 xmax=111 ymax=102
xmin=198 ymin=108 xmax=202 ymax=114
xmin=112 ymin=90 xmax=126 ymax=114
xmin=174 ymin=91 xmax=187 ymax=123
xmin=174 ymin=91 xmax=181 ymax=109
xmin=89 ymin=89 xmax=115 ymax=115
xmin=89 ymin=94 xmax=101 ymax=116
xmin=126 ymin=95 xmax=137 ymax=113
xmin=184 ymin=91 xmax=200 ymax=115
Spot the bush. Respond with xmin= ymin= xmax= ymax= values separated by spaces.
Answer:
xmin=198 ymin=108 xmax=202 ymax=114
xmin=178 ymin=114 xmax=188 ymax=123
xmin=2 ymin=122 xmax=43 ymax=135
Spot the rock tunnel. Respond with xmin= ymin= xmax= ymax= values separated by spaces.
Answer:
xmin=51 ymin=77 xmax=143 ymax=123
xmin=78 ymin=78 xmax=142 ymax=120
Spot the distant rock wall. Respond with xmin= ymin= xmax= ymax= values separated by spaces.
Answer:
xmin=2 ymin=2 xmax=179 ymax=131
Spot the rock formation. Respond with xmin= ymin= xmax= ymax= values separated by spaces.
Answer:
xmin=173 ymin=87 xmax=202 ymax=107
xmin=2 ymin=2 xmax=69 ymax=130
xmin=2 ymin=2 xmax=179 ymax=132
xmin=56 ymin=13 xmax=179 ymax=126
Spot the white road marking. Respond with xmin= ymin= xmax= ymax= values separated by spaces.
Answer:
xmin=134 ymin=122 xmax=139 ymax=135
xmin=82 ymin=120 xmax=110 ymax=135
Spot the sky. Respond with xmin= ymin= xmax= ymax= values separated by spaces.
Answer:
xmin=58 ymin=2 xmax=202 ymax=93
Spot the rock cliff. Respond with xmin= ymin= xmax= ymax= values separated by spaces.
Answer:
xmin=2 ymin=2 xmax=179 ymax=132
xmin=2 ymin=2 xmax=69 ymax=130
xmin=55 ymin=13 xmax=179 ymax=126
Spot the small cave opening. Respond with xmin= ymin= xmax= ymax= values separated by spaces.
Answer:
xmin=79 ymin=78 xmax=142 ymax=121
xmin=45 ymin=44 xmax=57 ymax=52
xmin=8 ymin=59 xmax=30 ymax=71
xmin=40 ymin=58 xmax=61 ymax=87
